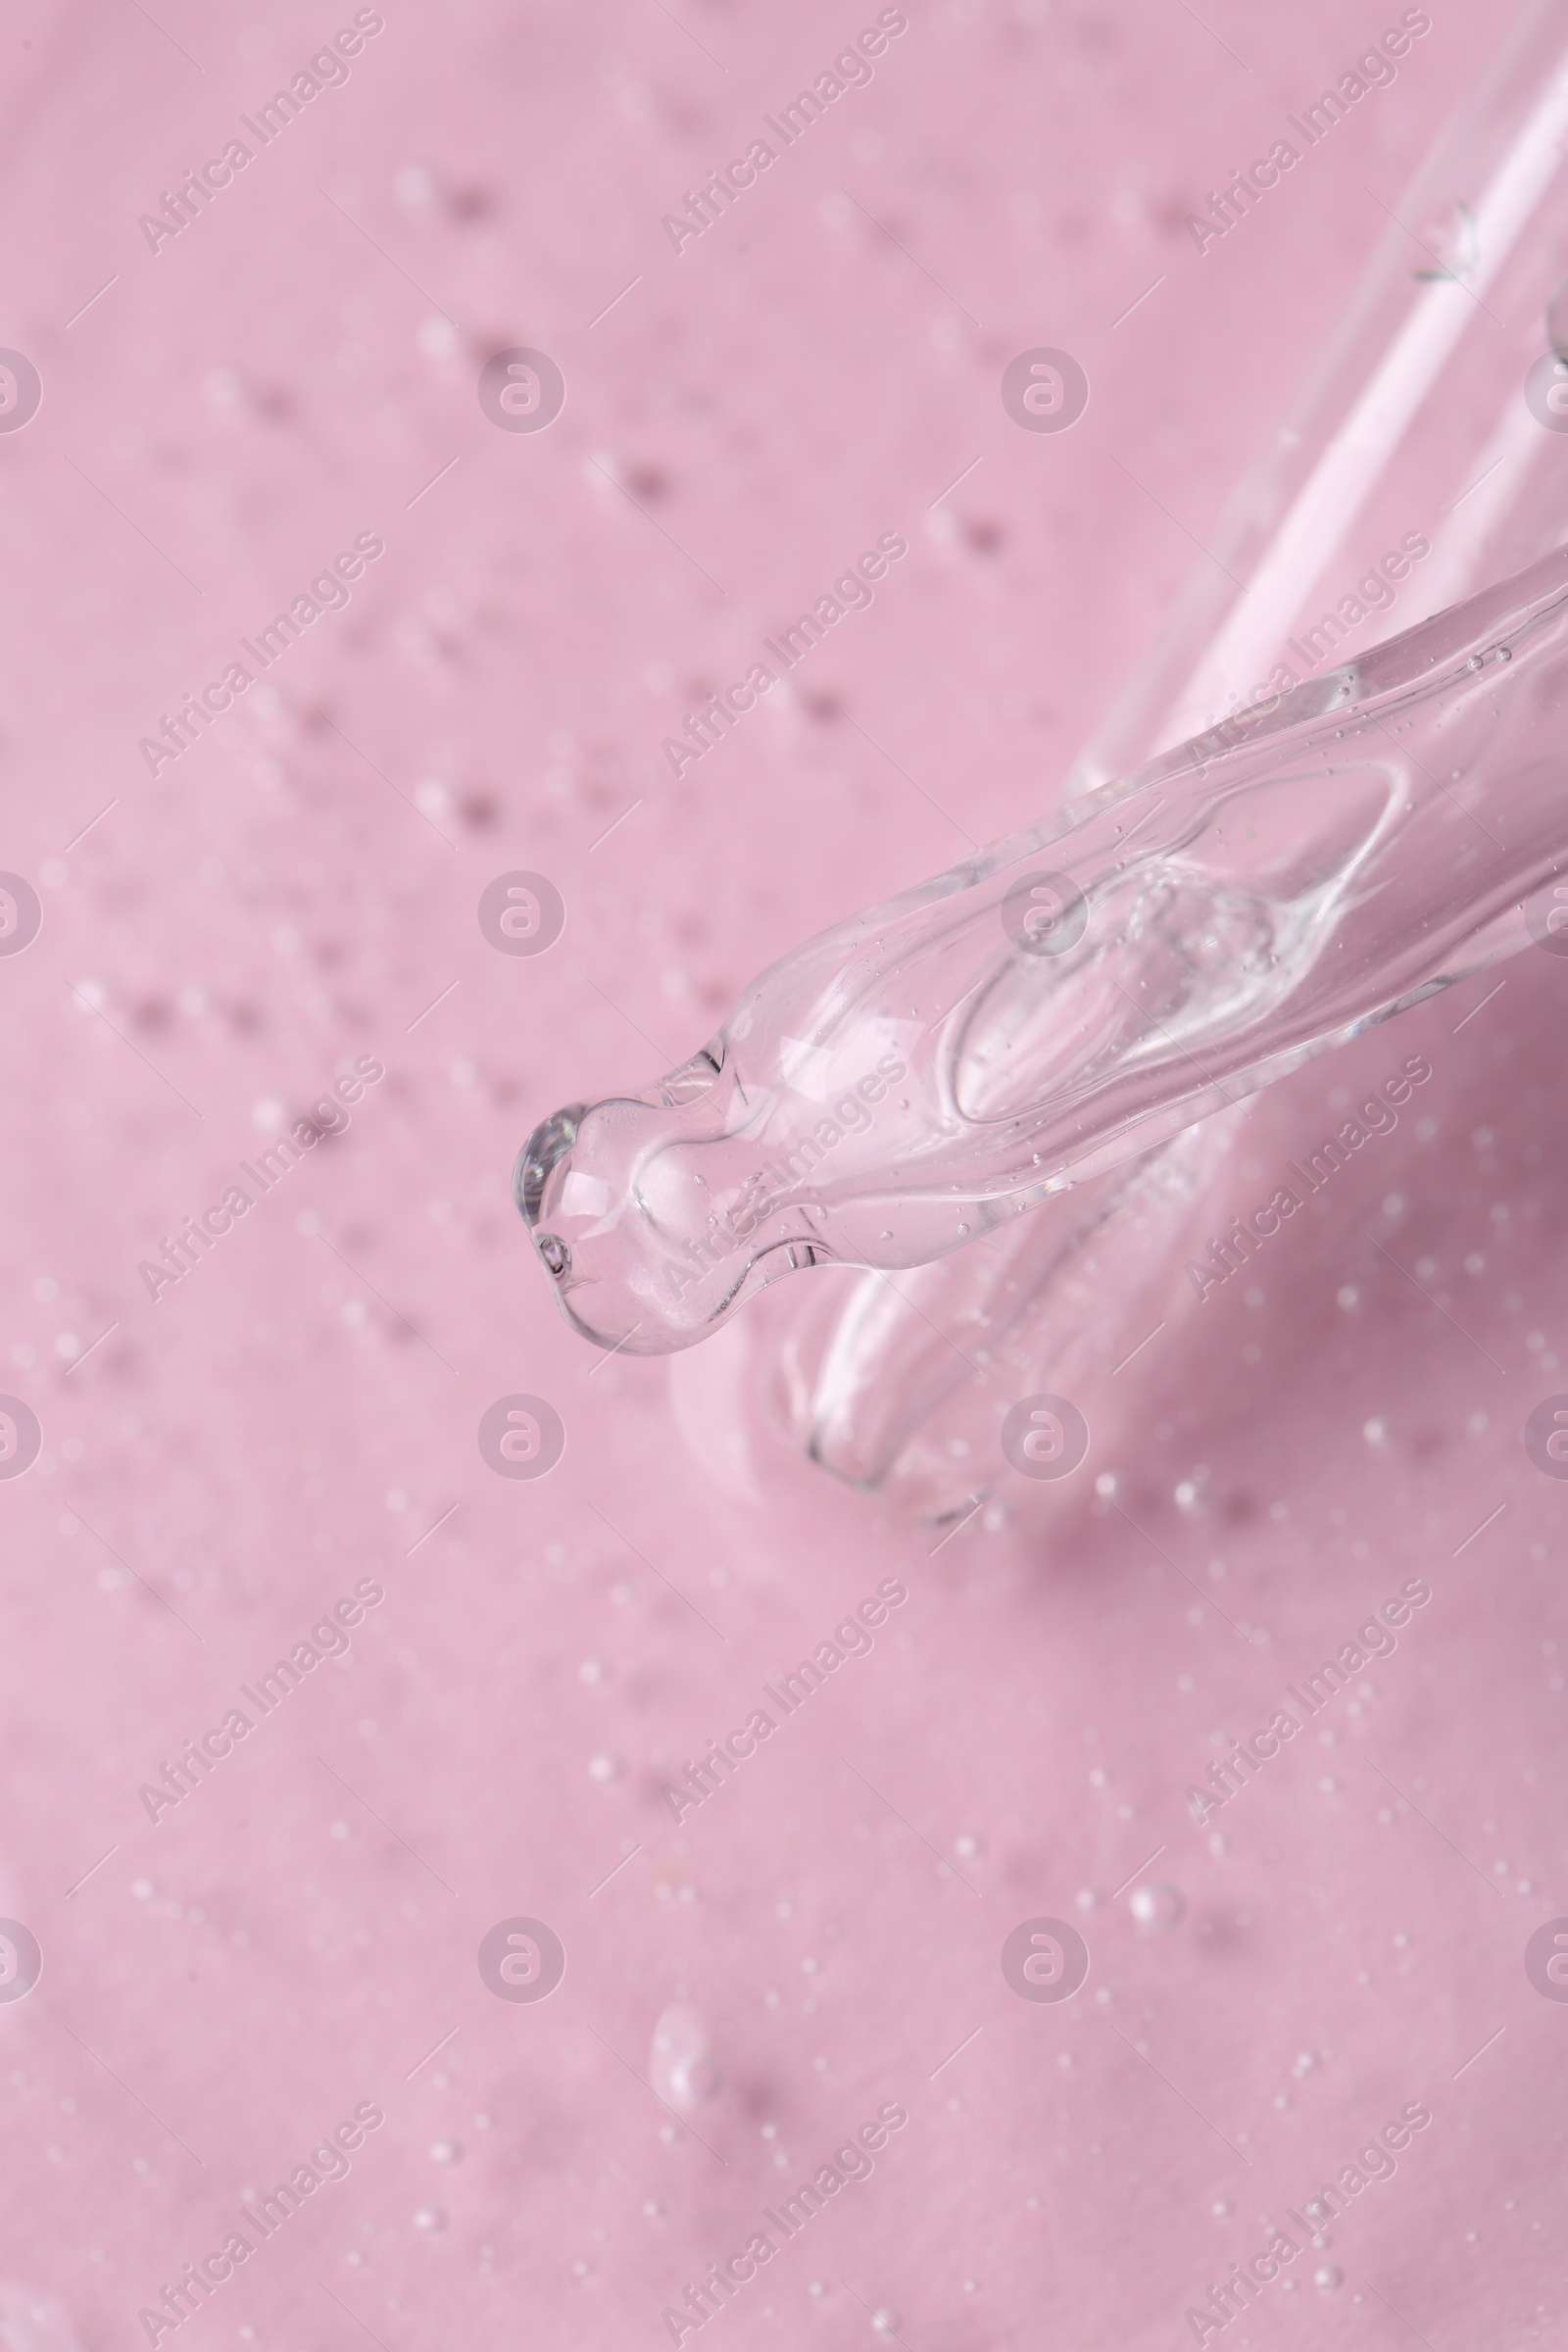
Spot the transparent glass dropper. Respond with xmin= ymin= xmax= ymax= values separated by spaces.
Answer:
xmin=519 ymin=0 xmax=1568 ymax=1515
xmin=519 ymin=538 xmax=1568 ymax=1354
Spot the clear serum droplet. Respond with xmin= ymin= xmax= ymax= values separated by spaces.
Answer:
xmin=649 ymin=2001 xmax=722 ymax=2106
xmin=1129 ymin=1882 xmax=1185 ymax=1934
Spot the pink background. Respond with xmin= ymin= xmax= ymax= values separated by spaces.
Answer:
xmin=1 ymin=2 xmax=1561 ymax=2347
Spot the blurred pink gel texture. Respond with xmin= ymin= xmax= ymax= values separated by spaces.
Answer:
xmin=0 ymin=3 xmax=1562 ymax=2348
